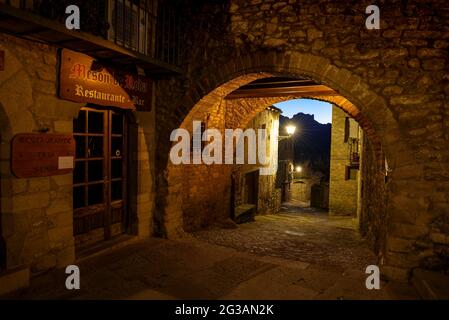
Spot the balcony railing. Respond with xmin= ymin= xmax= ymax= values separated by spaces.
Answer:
xmin=0 ymin=0 xmax=182 ymax=73
xmin=348 ymin=137 xmax=360 ymax=167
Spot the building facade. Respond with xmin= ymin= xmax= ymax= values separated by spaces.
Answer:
xmin=0 ymin=0 xmax=181 ymax=293
xmin=277 ymin=124 xmax=295 ymax=202
xmin=232 ymin=106 xmax=282 ymax=222
xmin=329 ymin=105 xmax=363 ymax=216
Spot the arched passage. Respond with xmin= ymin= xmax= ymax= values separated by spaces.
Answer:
xmin=157 ymin=50 xmax=421 ymax=279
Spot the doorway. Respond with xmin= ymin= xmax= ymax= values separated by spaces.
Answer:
xmin=244 ymin=170 xmax=259 ymax=207
xmin=72 ymin=106 xmax=129 ymax=251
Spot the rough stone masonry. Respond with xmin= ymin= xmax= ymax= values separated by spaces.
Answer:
xmin=0 ymin=0 xmax=447 ymax=285
xmin=155 ymin=0 xmax=449 ymax=281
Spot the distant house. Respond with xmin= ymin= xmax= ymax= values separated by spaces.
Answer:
xmin=232 ymin=106 xmax=282 ymax=223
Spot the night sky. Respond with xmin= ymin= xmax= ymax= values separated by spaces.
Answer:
xmin=274 ymin=99 xmax=332 ymax=124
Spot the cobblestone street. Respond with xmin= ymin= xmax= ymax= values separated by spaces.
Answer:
xmin=2 ymin=202 xmax=419 ymax=300
xmin=193 ymin=201 xmax=376 ymax=273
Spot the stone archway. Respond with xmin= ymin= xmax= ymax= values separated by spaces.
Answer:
xmin=157 ymin=50 xmax=422 ymax=279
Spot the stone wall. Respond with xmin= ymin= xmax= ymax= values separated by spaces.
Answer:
xmin=177 ymin=96 xmax=232 ymax=231
xmin=182 ymin=164 xmax=233 ymax=231
xmin=235 ymin=107 xmax=281 ymax=215
xmin=360 ymin=136 xmax=388 ymax=259
xmin=291 ymin=176 xmax=321 ymax=203
xmin=156 ymin=0 xmax=449 ymax=279
xmin=291 ymin=160 xmax=326 ymax=204
xmin=0 ymin=34 xmax=155 ymax=275
xmin=329 ymin=106 xmax=360 ymax=216
xmin=257 ymin=175 xmax=281 ymax=214
xmin=0 ymin=34 xmax=80 ymax=273
xmin=177 ymin=101 xmax=282 ymax=232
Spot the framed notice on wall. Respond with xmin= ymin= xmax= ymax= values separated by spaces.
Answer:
xmin=59 ymin=49 xmax=153 ymax=111
xmin=11 ymin=133 xmax=75 ymax=178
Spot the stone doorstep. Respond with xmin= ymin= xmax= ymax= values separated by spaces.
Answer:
xmin=411 ymin=268 xmax=449 ymax=300
xmin=234 ymin=204 xmax=256 ymax=224
xmin=0 ymin=266 xmax=30 ymax=296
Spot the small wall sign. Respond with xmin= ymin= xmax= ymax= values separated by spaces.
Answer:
xmin=11 ymin=133 xmax=75 ymax=178
xmin=59 ymin=49 xmax=153 ymax=111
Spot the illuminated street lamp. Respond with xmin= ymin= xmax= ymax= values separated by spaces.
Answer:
xmin=296 ymin=166 xmax=302 ymax=173
xmin=278 ymin=124 xmax=297 ymax=202
xmin=286 ymin=125 xmax=296 ymax=136
xmin=279 ymin=124 xmax=297 ymax=141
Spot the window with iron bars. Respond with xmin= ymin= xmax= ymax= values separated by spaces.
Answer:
xmin=108 ymin=0 xmax=182 ymax=65
xmin=348 ymin=137 xmax=360 ymax=167
xmin=108 ymin=0 xmax=157 ymax=56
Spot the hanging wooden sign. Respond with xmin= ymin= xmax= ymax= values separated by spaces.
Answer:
xmin=59 ymin=49 xmax=152 ymax=111
xmin=11 ymin=133 xmax=75 ymax=178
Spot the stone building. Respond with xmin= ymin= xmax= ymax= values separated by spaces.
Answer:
xmin=291 ymin=168 xmax=328 ymax=208
xmin=329 ymin=106 xmax=363 ymax=216
xmin=277 ymin=122 xmax=295 ymax=202
xmin=0 ymin=0 xmax=448 ymax=294
xmin=0 ymin=0 xmax=180 ymax=293
xmin=232 ymin=106 xmax=282 ymax=222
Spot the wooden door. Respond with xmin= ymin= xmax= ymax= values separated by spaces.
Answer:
xmin=72 ymin=107 xmax=128 ymax=250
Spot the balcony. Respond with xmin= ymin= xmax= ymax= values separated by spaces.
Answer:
xmin=348 ymin=137 xmax=360 ymax=167
xmin=0 ymin=0 xmax=182 ymax=75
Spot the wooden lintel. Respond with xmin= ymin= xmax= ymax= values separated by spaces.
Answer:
xmin=226 ymin=85 xmax=337 ymax=99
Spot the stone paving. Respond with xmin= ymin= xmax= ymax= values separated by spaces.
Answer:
xmin=1 ymin=202 xmax=420 ymax=300
xmin=193 ymin=201 xmax=375 ymax=273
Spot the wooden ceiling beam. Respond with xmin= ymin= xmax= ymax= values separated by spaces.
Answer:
xmin=226 ymin=85 xmax=337 ymax=99
xmin=241 ymin=79 xmax=316 ymax=88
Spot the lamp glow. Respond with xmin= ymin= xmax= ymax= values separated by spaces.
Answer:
xmin=286 ymin=125 xmax=296 ymax=135
xmin=296 ymin=166 xmax=302 ymax=173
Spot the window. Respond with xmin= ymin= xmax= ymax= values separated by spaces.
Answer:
xmin=261 ymin=124 xmax=269 ymax=159
xmin=344 ymin=117 xmax=350 ymax=143
xmin=348 ymin=137 xmax=360 ymax=167
xmin=108 ymin=0 xmax=157 ymax=55
xmin=344 ymin=117 xmax=359 ymax=142
xmin=345 ymin=166 xmax=358 ymax=180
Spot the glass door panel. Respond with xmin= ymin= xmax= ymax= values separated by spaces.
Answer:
xmin=72 ymin=107 xmax=128 ymax=250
